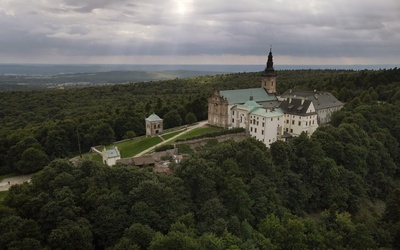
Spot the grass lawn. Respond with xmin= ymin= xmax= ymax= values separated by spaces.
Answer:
xmin=161 ymin=130 xmax=184 ymax=140
xmin=76 ymin=124 xmax=214 ymax=161
xmin=82 ymin=153 xmax=103 ymax=162
xmin=0 ymin=191 xmax=8 ymax=202
xmin=175 ymin=126 xmax=223 ymax=141
xmin=81 ymin=136 xmax=164 ymax=161
xmin=114 ymin=137 xmax=163 ymax=158
xmin=177 ymin=144 xmax=194 ymax=154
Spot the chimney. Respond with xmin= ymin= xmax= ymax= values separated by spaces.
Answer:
xmin=289 ymin=98 xmax=292 ymax=103
xmin=301 ymin=99 xmax=305 ymax=105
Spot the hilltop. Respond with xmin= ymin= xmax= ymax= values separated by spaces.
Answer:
xmin=0 ymin=67 xmax=399 ymax=248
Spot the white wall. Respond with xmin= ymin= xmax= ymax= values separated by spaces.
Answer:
xmin=248 ymin=114 xmax=284 ymax=147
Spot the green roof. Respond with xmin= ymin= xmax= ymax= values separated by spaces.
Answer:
xmin=146 ymin=113 xmax=162 ymax=121
xmin=220 ymin=88 xmax=276 ymax=104
xmin=251 ymin=107 xmax=284 ymax=118
xmin=243 ymin=100 xmax=261 ymax=108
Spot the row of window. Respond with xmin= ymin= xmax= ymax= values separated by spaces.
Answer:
xmin=147 ymin=124 xmax=162 ymax=129
xmin=252 ymin=135 xmax=277 ymax=144
xmin=286 ymin=120 xmax=315 ymax=126
xmin=285 ymin=114 xmax=315 ymax=120
xmin=285 ymin=128 xmax=294 ymax=133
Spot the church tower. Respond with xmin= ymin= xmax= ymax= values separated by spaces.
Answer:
xmin=261 ymin=47 xmax=277 ymax=94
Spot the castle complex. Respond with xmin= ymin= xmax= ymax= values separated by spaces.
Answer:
xmin=208 ymin=49 xmax=343 ymax=147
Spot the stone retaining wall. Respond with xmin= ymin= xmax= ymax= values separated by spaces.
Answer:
xmin=174 ymin=132 xmax=247 ymax=151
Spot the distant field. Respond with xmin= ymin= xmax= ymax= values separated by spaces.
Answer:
xmin=0 ymin=68 xmax=229 ymax=92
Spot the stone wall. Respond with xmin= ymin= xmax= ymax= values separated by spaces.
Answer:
xmin=174 ymin=132 xmax=247 ymax=151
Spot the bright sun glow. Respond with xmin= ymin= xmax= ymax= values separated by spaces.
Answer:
xmin=175 ymin=0 xmax=191 ymax=15
xmin=177 ymin=3 xmax=186 ymax=15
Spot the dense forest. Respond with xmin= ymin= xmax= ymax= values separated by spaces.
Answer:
xmin=0 ymin=68 xmax=400 ymax=249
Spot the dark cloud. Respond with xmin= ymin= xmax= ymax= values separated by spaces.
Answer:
xmin=0 ymin=0 xmax=399 ymax=64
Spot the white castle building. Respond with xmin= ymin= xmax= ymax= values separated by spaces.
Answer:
xmin=208 ymin=49 xmax=343 ymax=147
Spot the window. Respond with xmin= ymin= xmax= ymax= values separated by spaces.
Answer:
xmin=262 ymin=130 xmax=264 ymax=135
xmin=255 ymin=128 xmax=257 ymax=133
xmin=257 ymin=121 xmax=259 ymax=125
xmin=306 ymin=122 xmax=308 ymax=126
xmin=271 ymin=118 xmax=273 ymax=121
xmin=232 ymin=118 xmax=234 ymax=123
xmin=251 ymin=127 xmax=253 ymax=132
xmin=262 ymin=122 xmax=265 ymax=127
xmin=286 ymin=120 xmax=289 ymax=124
xmin=290 ymin=129 xmax=293 ymax=133
xmin=292 ymin=120 xmax=294 ymax=125
xmin=298 ymin=121 xmax=301 ymax=126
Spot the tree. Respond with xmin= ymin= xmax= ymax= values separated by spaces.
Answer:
xmin=149 ymin=222 xmax=198 ymax=250
xmin=86 ymin=122 xmax=115 ymax=146
xmin=123 ymin=130 xmax=136 ymax=140
xmin=197 ymin=198 xmax=227 ymax=235
xmin=90 ymin=205 xmax=130 ymax=248
xmin=43 ymin=127 xmax=70 ymax=158
xmin=6 ymin=137 xmax=43 ymax=171
xmin=185 ymin=112 xmax=197 ymax=125
xmin=198 ymin=233 xmax=225 ymax=250
xmin=0 ymin=215 xmax=42 ymax=249
xmin=115 ymin=223 xmax=156 ymax=250
xmin=15 ymin=147 xmax=49 ymax=174
xmin=163 ymin=110 xmax=182 ymax=129
xmin=47 ymin=218 xmax=93 ymax=250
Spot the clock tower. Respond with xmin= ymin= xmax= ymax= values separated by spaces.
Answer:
xmin=261 ymin=47 xmax=277 ymax=94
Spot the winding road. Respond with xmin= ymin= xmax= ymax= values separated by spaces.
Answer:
xmin=0 ymin=175 xmax=31 ymax=191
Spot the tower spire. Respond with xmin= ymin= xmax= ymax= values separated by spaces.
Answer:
xmin=261 ymin=45 xmax=277 ymax=94
xmin=266 ymin=45 xmax=274 ymax=71
xmin=263 ymin=45 xmax=276 ymax=75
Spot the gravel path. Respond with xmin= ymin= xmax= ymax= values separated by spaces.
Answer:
xmin=134 ymin=120 xmax=208 ymax=157
xmin=0 ymin=175 xmax=31 ymax=191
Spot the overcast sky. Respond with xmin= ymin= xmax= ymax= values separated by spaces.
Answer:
xmin=0 ymin=0 xmax=399 ymax=65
